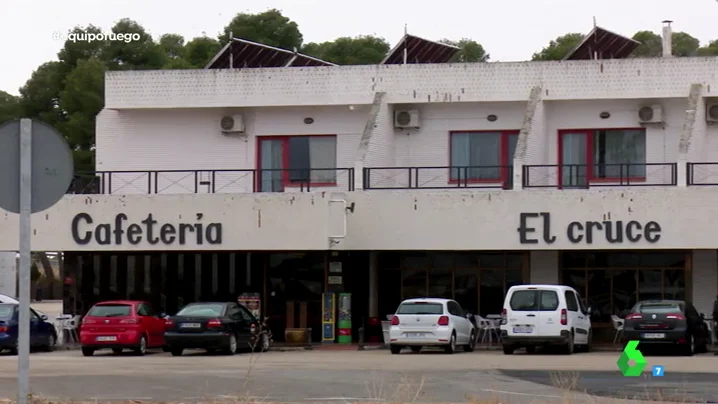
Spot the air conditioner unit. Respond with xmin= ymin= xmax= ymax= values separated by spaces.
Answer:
xmin=394 ymin=109 xmax=420 ymax=129
xmin=706 ymin=103 xmax=718 ymax=123
xmin=220 ymin=115 xmax=245 ymax=133
xmin=637 ymin=105 xmax=663 ymax=124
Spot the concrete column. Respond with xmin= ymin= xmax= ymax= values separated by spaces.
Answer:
xmin=0 ymin=252 xmax=16 ymax=297
xmin=368 ymin=252 xmax=378 ymax=318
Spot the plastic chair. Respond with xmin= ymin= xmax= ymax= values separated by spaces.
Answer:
xmin=611 ymin=314 xmax=624 ymax=344
xmin=477 ymin=315 xmax=500 ymax=347
xmin=58 ymin=315 xmax=81 ymax=345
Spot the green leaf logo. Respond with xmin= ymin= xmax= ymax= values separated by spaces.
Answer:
xmin=617 ymin=340 xmax=647 ymax=376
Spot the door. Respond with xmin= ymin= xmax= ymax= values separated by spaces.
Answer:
xmin=236 ymin=304 xmax=258 ymax=345
xmin=538 ymin=289 xmax=562 ymax=337
xmin=137 ymin=303 xmax=165 ymax=347
xmin=560 ymin=131 xmax=588 ymax=188
xmin=564 ymin=290 xmax=586 ymax=344
xmin=259 ymin=138 xmax=284 ymax=192
xmin=29 ymin=309 xmax=42 ymax=346
xmin=576 ymin=292 xmax=592 ymax=340
xmin=505 ymin=289 xmax=542 ymax=337
xmin=448 ymin=301 xmax=470 ymax=343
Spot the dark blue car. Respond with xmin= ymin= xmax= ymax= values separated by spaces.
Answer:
xmin=0 ymin=303 xmax=57 ymax=354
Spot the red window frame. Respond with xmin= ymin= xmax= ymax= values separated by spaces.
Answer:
xmin=256 ymin=134 xmax=338 ymax=189
xmin=448 ymin=130 xmax=519 ymax=184
xmin=557 ymin=128 xmax=646 ymax=186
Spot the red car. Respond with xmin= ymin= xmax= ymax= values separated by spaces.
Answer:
xmin=79 ymin=300 xmax=168 ymax=357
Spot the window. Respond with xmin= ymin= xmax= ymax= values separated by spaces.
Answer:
xmin=449 ymin=131 xmax=518 ymax=184
xmin=509 ymin=290 xmax=559 ymax=311
xmin=176 ymin=303 xmax=225 ymax=317
xmin=87 ymin=304 xmax=131 ymax=317
xmin=137 ymin=303 xmax=155 ymax=316
xmin=258 ymin=135 xmax=337 ymax=192
xmin=396 ymin=302 xmax=444 ymax=315
xmin=565 ymin=291 xmax=579 ymax=312
xmin=559 ymin=129 xmax=646 ymax=187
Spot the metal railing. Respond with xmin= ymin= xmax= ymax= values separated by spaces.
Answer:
xmin=66 ymin=168 xmax=355 ymax=195
xmin=522 ymin=163 xmax=677 ymax=189
xmin=687 ymin=163 xmax=718 ymax=186
xmin=363 ymin=166 xmax=514 ymax=190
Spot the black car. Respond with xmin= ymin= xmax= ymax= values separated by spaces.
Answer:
xmin=622 ymin=300 xmax=710 ymax=355
xmin=164 ymin=302 xmax=262 ymax=356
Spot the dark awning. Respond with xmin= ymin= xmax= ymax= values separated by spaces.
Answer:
xmin=381 ymin=34 xmax=460 ymax=64
xmin=564 ymin=26 xmax=640 ymax=60
xmin=205 ymin=38 xmax=335 ymax=69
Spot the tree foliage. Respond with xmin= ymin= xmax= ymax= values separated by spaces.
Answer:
xmin=302 ymin=36 xmax=390 ymax=65
xmin=219 ymin=9 xmax=303 ymax=50
xmin=531 ymin=33 xmax=584 ymax=61
xmin=440 ymin=39 xmax=489 ymax=62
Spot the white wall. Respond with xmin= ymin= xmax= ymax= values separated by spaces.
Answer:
xmin=104 ymin=58 xmax=718 ymax=109
xmin=5 ymin=187 xmax=718 ymax=251
xmin=96 ymin=106 xmax=368 ymax=193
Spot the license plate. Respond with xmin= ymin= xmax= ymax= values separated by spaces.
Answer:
xmin=180 ymin=323 xmax=201 ymax=328
xmin=96 ymin=336 xmax=117 ymax=342
xmin=406 ymin=333 xmax=425 ymax=338
xmin=513 ymin=326 xmax=533 ymax=333
xmin=642 ymin=333 xmax=665 ymax=339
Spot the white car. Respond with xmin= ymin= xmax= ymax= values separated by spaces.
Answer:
xmin=0 ymin=294 xmax=18 ymax=304
xmin=388 ymin=298 xmax=476 ymax=354
xmin=500 ymin=284 xmax=592 ymax=355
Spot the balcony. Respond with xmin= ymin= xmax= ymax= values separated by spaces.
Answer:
xmin=363 ymin=166 xmax=514 ymax=190
xmin=67 ymin=168 xmax=355 ymax=195
xmin=522 ymin=163 xmax=678 ymax=189
xmin=687 ymin=163 xmax=718 ymax=186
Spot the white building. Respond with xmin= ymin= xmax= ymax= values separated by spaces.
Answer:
xmin=1 ymin=27 xmax=718 ymax=343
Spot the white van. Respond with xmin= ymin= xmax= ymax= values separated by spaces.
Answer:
xmin=499 ymin=284 xmax=592 ymax=355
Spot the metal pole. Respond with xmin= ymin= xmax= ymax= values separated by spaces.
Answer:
xmin=17 ymin=118 xmax=32 ymax=404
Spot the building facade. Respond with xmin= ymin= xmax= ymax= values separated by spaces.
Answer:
xmin=3 ymin=53 xmax=718 ymax=342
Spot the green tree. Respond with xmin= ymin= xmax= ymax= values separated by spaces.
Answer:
xmin=632 ymin=31 xmax=701 ymax=57
xmin=219 ymin=9 xmax=303 ymax=50
xmin=102 ymin=19 xmax=167 ymax=70
xmin=0 ymin=91 xmax=22 ymax=123
xmin=302 ymin=35 xmax=390 ymax=65
xmin=184 ymin=36 xmax=222 ymax=67
xmin=58 ymin=25 xmax=107 ymax=70
xmin=58 ymin=58 xmax=106 ymax=172
xmin=159 ymin=33 xmax=186 ymax=60
xmin=698 ymin=39 xmax=718 ymax=56
xmin=18 ymin=61 xmax=66 ymax=125
xmin=440 ymin=38 xmax=489 ymax=62
xmin=531 ymin=33 xmax=583 ymax=61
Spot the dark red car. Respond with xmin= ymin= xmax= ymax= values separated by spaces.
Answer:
xmin=79 ymin=300 xmax=168 ymax=356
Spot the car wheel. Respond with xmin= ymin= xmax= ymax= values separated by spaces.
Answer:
xmin=502 ymin=345 xmax=515 ymax=355
xmin=134 ymin=336 xmax=147 ymax=356
xmin=562 ymin=333 xmax=574 ymax=355
xmin=389 ymin=345 xmax=402 ymax=354
xmin=464 ymin=331 xmax=476 ymax=352
xmin=525 ymin=346 xmax=536 ymax=354
xmin=43 ymin=333 xmax=56 ymax=352
xmin=410 ymin=346 xmax=422 ymax=353
xmin=444 ymin=333 xmax=456 ymax=354
xmin=225 ymin=334 xmax=238 ymax=355
xmin=170 ymin=348 xmax=183 ymax=356
xmin=683 ymin=334 xmax=694 ymax=356
xmin=112 ymin=348 xmax=123 ymax=355
xmin=81 ymin=347 xmax=94 ymax=357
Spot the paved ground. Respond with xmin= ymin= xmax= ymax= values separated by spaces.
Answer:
xmin=0 ymin=348 xmax=717 ymax=403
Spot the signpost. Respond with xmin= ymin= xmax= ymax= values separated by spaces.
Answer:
xmin=0 ymin=119 xmax=74 ymax=404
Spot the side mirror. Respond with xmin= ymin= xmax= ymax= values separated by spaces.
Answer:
xmin=700 ymin=313 xmax=706 ymax=319
xmin=40 ymin=314 xmax=48 ymax=321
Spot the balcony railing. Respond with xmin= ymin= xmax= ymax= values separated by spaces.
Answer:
xmin=363 ymin=166 xmax=514 ymax=190
xmin=522 ymin=163 xmax=677 ymax=189
xmin=67 ymin=168 xmax=355 ymax=195
xmin=687 ymin=163 xmax=718 ymax=185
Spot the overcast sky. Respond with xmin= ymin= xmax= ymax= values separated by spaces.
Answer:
xmin=1 ymin=0 xmax=717 ymax=96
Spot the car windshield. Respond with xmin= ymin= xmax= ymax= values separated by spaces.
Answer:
xmin=87 ymin=304 xmax=132 ymax=317
xmin=0 ymin=304 xmax=14 ymax=319
xmin=633 ymin=302 xmax=683 ymax=314
xmin=176 ymin=304 xmax=225 ymax=317
xmin=396 ymin=302 xmax=443 ymax=315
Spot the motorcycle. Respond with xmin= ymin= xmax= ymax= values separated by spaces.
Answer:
xmin=250 ymin=316 xmax=273 ymax=352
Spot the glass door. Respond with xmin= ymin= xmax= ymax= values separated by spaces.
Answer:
xmin=560 ymin=132 xmax=588 ymax=188
xmin=259 ymin=138 xmax=284 ymax=192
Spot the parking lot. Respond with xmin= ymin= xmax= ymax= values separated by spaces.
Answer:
xmin=0 ymin=348 xmax=717 ymax=402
